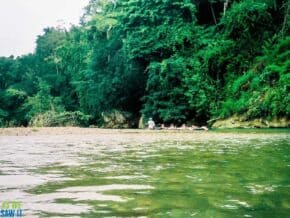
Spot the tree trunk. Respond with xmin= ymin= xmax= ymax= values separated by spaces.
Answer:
xmin=210 ymin=3 xmax=217 ymax=25
xmin=281 ymin=1 xmax=289 ymax=38
xmin=223 ymin=0 xmax=230 ymax=15
xmin=273 ymin=0 xmax=277 ymax=11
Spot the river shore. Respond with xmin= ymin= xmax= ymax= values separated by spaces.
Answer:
xmin=0 ymin=127 xmax=210 ymax=137
xmin=0 ymin=127 xmax=289 ymax=137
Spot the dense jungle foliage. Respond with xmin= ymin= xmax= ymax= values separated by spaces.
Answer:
xmin=0 ymin=0 xmax=289 ymax=127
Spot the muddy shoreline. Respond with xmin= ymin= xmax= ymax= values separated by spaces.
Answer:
xmin=0 ymin=127 xmax=215 ymax=137
xmin=0 ymin=127 xmax=289 ymax=137
xmin=0 ymin=127 xmax=203 ymax=136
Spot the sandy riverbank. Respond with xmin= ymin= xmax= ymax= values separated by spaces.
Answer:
xmin=0 ymin=127 xmax=289 ymax=137
xmin=0 ymin=127 xmax=205 ymax=136
xmin=0 ymin=127 xmax=130 ymax=136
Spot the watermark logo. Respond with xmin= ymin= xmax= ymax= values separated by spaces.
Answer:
xmin=0 ymin=201 xmax=23 ymax=217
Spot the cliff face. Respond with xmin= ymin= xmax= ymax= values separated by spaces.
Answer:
xmin=212 ymin=115 xmax=290 ymax=129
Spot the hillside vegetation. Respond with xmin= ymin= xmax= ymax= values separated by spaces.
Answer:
xmin=0 ymin=0 xmax=289 ymax=127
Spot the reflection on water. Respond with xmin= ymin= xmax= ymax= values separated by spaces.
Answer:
xmin=0 ymin=130 xmax=289 ymax=217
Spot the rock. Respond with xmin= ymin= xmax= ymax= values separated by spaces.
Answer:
xmin=212 ymin=115 xmax=290 ymax=129
xmin=29 ymin=111 xmax=91 ymax=127
xmin=102 ymin=110 xmax=133 ymax=129
xmin=138 ymin=115 xmax=146 ymax=129
xmin=267 ymin=117 xmax=290 ymax=128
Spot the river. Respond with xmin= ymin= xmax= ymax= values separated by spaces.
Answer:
xmin=0 ymin=129 xmax=289 ymax=217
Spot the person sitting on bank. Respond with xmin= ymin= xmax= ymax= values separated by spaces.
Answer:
xmin=168 ymin=123 xmax=176 ymax=129
xmin=177 ymin=124 xmax=187 ymax=130
xmin=191 ymin=125 xmax=199 ymax=130
xmin=148 ymin=118 xmax=156 ymax=130
xmin=190 ymin=125 xmax=209 ymax=131
xmin=160 ymin=124 xmax=167 ymax=129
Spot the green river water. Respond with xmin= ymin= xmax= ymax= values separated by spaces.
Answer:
xmin=0 ymin=129 xmax=289 ymax=217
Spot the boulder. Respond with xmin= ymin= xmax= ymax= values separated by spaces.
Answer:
xmin=102 ymin=110 xmax=133 ymax=129
xmin=29 ymin=111 xmax=91 ymax=127
xmin=138 ymin=115 xmax=146 ymax=129
xmin=212 ymin=115 xmax=290 ymax=129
